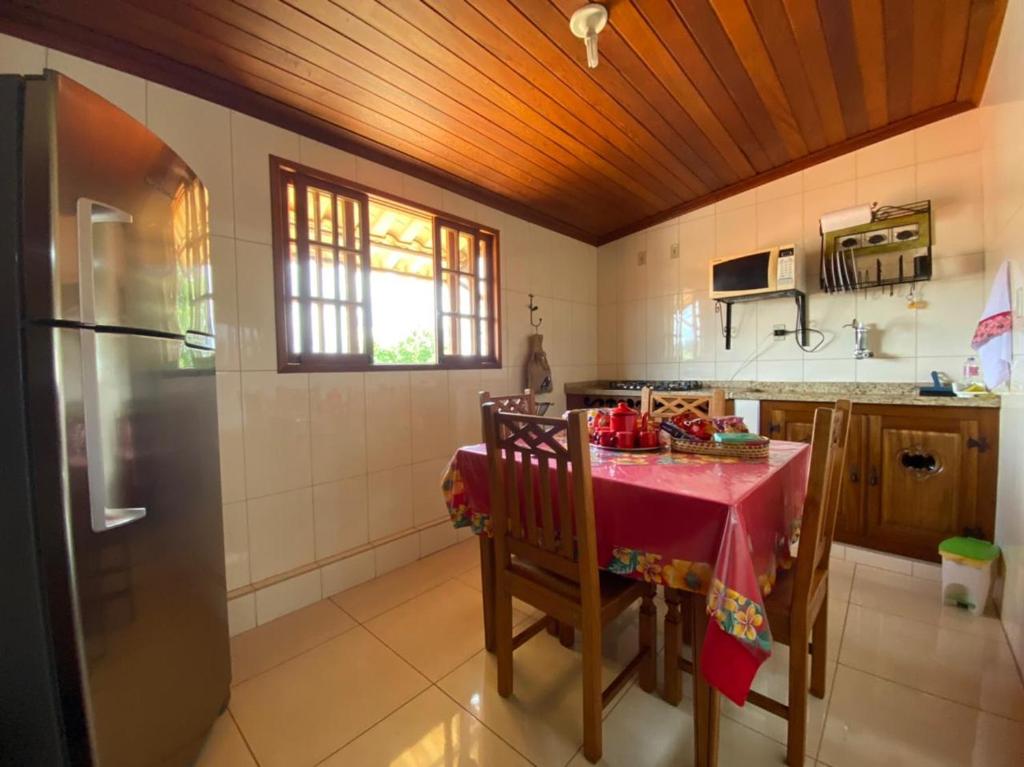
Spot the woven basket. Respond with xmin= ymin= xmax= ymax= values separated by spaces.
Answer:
xmin=670 ymin=436 xmax=770 ymax=460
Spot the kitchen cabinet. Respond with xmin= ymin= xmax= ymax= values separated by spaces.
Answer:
xmin=760 ymin=400 xmax=999 ymax=562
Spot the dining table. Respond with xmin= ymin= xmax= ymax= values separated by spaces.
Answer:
xmin=441 ymin=439 xmax=811 ymax=767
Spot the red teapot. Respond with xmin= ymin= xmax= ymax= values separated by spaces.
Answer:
xmin=609 ymin=401 xmax=638 ymax=434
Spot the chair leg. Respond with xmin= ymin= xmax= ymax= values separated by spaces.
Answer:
xmin=662 ymin=587 xmax=684 ymax=705
xmin=479 ymin=537 xmax=496 ymax=652
xmin=495 ymin=580 xmax=515 ymax=698
xmin=559 ymin=621 xmax=575 ymax=648
xmin=546 ymin=617 xmax=576 ymax=647
xmin=546 ymin=616 xmax=559 ymax=637
xmin=581 ymin=622 xmax=603 ymax=763
xmin=810 ymin=596 xmax=828 ymax=699
xmin=787 ymin=624 xmax=809 ymax=766
xmin=639 ymin=585 xmax=657 ymax=693
xmin=682 ymin=596 xmax=694 ymax=647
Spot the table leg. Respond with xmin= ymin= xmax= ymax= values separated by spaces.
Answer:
xmin=479 ymin=535 xmax=496 ymax=653
xmin=690 ymin=595 xmax=720 ymax=767
xmin=663 ymin=587 xmax=684 ymax=705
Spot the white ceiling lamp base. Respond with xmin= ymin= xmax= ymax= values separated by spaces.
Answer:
xmin=569 ymin=3 xmax=608 ymax=69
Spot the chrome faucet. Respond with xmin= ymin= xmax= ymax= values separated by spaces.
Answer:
xmin=843 ymin=319 xmax=874 ymax=359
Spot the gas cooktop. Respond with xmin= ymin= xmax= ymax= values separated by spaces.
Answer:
xmin=605 ymin=380 xmax=704 ymax=391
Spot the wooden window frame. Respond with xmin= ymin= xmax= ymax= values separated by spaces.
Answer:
xmin=434 ymin=220 xmax=499 ymax=365
xmin=270 ymin=156 xmax=502 ymax=373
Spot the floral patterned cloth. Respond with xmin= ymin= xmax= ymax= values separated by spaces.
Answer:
xmin=606 ymin=547 xmax=714 ymax=593
xmin=971 ymin=310 xmax=1012 ymax=347
xmin=440 ymin=441 xmax=811 ymax=705
xmin=441 ymin=465 xmax=490 ymax=535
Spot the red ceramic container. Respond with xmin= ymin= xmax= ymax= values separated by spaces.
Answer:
xmin=609 ymin=402 xmax=637 ymax=433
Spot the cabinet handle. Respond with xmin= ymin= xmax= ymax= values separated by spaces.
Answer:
xmin=868 ymin=467 xmax=879 ymax=486
xmin=966 ymin=436 xmax=989 ymax=453
xmin=849 ymin=468 xmax=860 ymax=483
xmin=769 ymin=423 xmax=781 ymax=434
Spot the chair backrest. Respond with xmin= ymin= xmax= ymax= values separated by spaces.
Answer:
xmin=481 ymin=403 xmax=599 ymax=599
xmin=640 ymin=387 xmax=726 ymax=420
xmin=479 ymin=389 xmax=536 ymax=415
xmin=791 ymin=400 xmax=852 ymax=609
xmin=479 ymin=389 xmax=536 ymax=443
xmin=819 ymin=400 xmax=853 ymax=563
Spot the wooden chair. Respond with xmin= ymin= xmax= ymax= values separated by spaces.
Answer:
xmin=641 ymin=386 xmax=725 ymax=692
xmin=479 ymin=388 xmax=565 ymax=650
xmin=640 ymin=387 xmax=726 ymax=420
xmin=741 ymin=400 xmax=852 ymax=765
xmin=482 ymin=404 xmax=657 ymax=763
xmin=479 ymin=388 xmax=536 ymax=415
xmin=674 ymin=400 xmax=851 ymax=766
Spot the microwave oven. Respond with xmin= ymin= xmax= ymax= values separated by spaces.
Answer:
xmin=709 ymin=244 xmax=800 ymax=299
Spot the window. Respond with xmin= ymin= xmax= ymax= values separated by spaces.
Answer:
xmin=270 ymin=158 xmax=500 ymax=372
xmin=172 ymin=177 xmax=213 ymax=369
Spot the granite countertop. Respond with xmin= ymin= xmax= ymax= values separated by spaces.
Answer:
xmin=564 ymin=380 xmax=1001 ymax=409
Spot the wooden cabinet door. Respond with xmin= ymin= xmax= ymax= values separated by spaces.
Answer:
xmin=761 ymin=400 xmax=997 ymax=561
xmin=761 ymin=401 xmax=822 ymax=444
xmin=865 ymin=411 xmax=991 ymax=560
xmin=761 ymin=400 xmax=864 ymax=541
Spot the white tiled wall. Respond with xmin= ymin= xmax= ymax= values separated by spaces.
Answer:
xmin=979 ymin=0 xmax=1024 ymax=673
xmin=0 ymin=34 xmax=598 ymax=633
xmin=597 ymin=112 xmax=992 ymax=386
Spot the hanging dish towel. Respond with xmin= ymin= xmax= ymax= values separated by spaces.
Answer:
xmin=971 ymin=260 xmax=1014 ymax=390
xmin=526 ymin=334 xmax=553 ymax=394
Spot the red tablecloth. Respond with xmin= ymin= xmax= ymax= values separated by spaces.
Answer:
xmin=441 ymin=441 xmax=811 ymax=705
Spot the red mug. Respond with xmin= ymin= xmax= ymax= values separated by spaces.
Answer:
xmin=598 ymin=430 xmax=617 ymax=447
xmin=616 ymin=431 xmax=636 ymax=448
xmin=639 ymin=431 xmax=659 ymax=448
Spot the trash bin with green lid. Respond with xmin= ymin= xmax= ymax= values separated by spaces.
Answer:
xmin=938 ymin=537 xmax=1000 ymax=616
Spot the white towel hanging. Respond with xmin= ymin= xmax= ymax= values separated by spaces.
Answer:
xmin=971 ymin=261 xmax=1014 ymax=390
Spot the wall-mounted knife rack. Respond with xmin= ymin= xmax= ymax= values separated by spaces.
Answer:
xmin=819 ymin=200 xmax=932 ymax=295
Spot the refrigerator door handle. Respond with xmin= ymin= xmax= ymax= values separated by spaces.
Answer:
xmin=80 ymin=329 xmax=147 ymax=532
xmin=77 ymin=198 xmax=133 ymax=325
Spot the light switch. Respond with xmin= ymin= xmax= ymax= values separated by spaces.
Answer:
xmin=669 ymin=243 xmax=679 ymax=259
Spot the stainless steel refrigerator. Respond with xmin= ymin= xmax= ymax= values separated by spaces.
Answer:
xmin=0 ymin=71 xmax=230 ymax=766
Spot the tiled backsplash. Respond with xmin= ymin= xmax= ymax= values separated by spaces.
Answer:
xmin=596 ymin=110 xmax=1013 ymax=388
xmin=0 ymin=34 xmax=598 ymax=633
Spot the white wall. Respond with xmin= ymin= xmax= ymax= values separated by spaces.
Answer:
xmin=597 ymin=112 xmax=991 ymax=386
xmin=0 ymin=34 xmax=598 ymax=633
xmin=979 ymin=0 xmax=1024 ymax=671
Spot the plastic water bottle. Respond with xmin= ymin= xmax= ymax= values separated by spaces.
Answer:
xmin=963 ymin=356 xmax=980 ymax=384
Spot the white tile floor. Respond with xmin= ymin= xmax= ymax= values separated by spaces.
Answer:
xmin=197 ymin=539 xmax=1024 ymax=767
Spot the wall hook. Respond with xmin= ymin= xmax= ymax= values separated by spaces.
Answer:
xmin=528 ymin=294 xmax=543 ymax=333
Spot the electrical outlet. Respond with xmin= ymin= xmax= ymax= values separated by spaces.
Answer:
xmin=637 ymin=250 xmax=647 ymax=266
xmin=669 ymin=243 xmax=679 ymax=259
xmin=773 ymin=324 xmax=786 ymax=339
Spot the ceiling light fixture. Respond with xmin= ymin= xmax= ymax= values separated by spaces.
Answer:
xmin=569 ymin=3 xmax=608 ymax=70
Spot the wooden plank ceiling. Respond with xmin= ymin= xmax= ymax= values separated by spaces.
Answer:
xmin=0 ymin=0 xmax=1007 ymax=244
